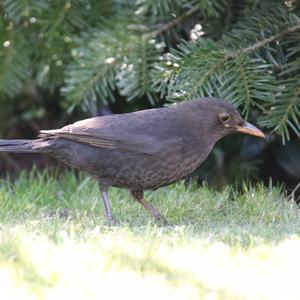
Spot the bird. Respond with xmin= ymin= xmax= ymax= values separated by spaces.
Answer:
xmin=0 ymin=98 xmax=265 ymax=225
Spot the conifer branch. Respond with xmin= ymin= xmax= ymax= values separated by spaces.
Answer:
xmin=144 ymin=5 xmax=199 ymax=39
xmin=274 ymin=86 xmax=300 ymax=140
xmin=227 ymin=22 xmax=300 ymax=59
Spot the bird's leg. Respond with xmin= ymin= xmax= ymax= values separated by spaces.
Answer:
xmin=131 ymin=190 xmax=170 ymax=226
xmin=99 ymin=184 xmax=115 ymax=225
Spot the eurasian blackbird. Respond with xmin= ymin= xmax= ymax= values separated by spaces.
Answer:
xmin=0 ymin=98 xmax=265 ymax=224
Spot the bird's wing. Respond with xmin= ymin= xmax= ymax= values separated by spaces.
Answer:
xmin=39 ymin=111 xmax=183 ymax=155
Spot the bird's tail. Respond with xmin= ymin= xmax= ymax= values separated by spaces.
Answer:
xmin=0 ymin=139 xmax=52 ymax=153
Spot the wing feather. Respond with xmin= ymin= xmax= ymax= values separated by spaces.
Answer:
xmin=39 ymin=109 xmax=184 ymax=155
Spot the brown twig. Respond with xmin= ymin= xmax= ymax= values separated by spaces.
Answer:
xmin=227 ymin=22 xmax=300 ymax=59
xmin=144 ymin=5 xmax=199 ymax=39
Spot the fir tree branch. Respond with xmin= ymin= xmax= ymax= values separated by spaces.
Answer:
xmin=274 ymin=86 xmax=300 ymax=140
xmin=46 ymin=2 xmax=72 ymax=39
xmin=144 ymin=5 xmax=199 ymax=38
xmin=227 ymin=22 xmax=300 ymax=59
xmin=185 ymin=58 xmax=220 ymax=98
xmin=175 ymin=21 xmax=300 ymax=100
xmin=235 ymin=56 xmax=251 ymax=114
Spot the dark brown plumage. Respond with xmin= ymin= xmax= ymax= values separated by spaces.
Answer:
xmin=0 ymin=98 xmax=265 ymax=224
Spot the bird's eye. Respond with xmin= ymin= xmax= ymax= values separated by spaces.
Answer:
xmin=220 ymin=113 xmax=230 ymax=123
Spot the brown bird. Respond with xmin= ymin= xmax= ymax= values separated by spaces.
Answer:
xmin=0 ymin=98 xmax=265 ymax=225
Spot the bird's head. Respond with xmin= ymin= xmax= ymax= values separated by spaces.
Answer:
xmin=215 ymin=102 xmax=265 ymax=138
xmin=179 ymin=98 xmax=265 ymax=140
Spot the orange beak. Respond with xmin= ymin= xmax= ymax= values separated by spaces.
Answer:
xmin=236 ymin=122 xmax=265 ymax=138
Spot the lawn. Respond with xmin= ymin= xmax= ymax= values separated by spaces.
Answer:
xmin=0 ymin=170 xmax=300 ymax=299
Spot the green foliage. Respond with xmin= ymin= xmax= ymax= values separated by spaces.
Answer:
xmin=135 ymin=0 xmax=183 ymax=18
xmin=192 ymin=0 xmax=229 ymax=17
xmin=1 ymin=0 xmax=299 ymax=136
xmin=0 ymin=19 xmax=31 ymax=97
xmin=62 ymin=28 xmax=136 ymax=110
xmin=0 ymin=170 xmax=298 ymax=231
xmin=117 ymin=37 xmax=162 ymax=104
xmin=260 ymin=39 xmax=300 ymax=142
xmin=157 ymin=5 xmax=300 ymax=139
xmin=1 ymin=0 xmax=49 ymax=23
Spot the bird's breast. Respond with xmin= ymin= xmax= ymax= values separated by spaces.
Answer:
xmin=94 ymin=141 xmax=213 ymax=190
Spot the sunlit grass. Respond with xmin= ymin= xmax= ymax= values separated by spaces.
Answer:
xmin=0 ymin=170 xmax=300 ymax=299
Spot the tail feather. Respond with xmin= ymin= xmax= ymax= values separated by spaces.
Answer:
xmin=0 ymin=139 xmax=51 ymax=153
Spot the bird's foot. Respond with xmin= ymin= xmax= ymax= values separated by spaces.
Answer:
xmin=106 ymin=214 xmax=117 ymax=226
xmin=106 ymin=216 xmax=116 ymax=226
xmin=155 ymin=215 xmax=173 ymax=227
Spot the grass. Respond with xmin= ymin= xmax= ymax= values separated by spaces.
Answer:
xmin=0 ymin=170 xmax=300 ymax=299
